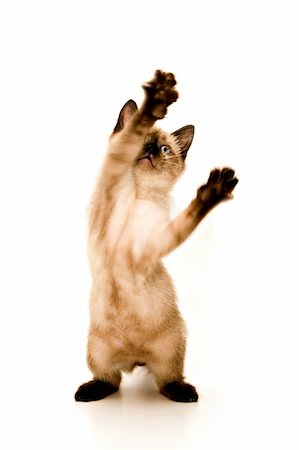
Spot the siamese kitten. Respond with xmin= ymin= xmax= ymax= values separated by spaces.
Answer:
xmin=75 ymin=70 xmax=238 ymax=403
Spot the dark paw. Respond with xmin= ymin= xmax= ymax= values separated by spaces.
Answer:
xmin=142 ymin=70 xmax=179 ymax=119
xmin=160 ymin=381 xmax=199 ymax=403
xmin=197 ymin=167 xmax=238 ymax=209
xmin=74 ymin=380 xmax=118 ymax=402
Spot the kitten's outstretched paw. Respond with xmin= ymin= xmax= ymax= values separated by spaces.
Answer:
xmin=197 ymin=167 xmax=238 ymax=210
xmin=160 ymin=381 xmax=199 ymax=403
xmin=142 ymin=70 xmax=179 ymax=119
xmin=74 ymin=380 xmax=118 ymax=402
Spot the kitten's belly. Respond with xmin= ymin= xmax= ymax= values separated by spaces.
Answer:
xmin=91 ymin=278 xmax=165 ymax=337
xmin=89 ymin=263 xmax=178 ymax=363
xmin=90 ymin=309 xmax=177 ymax=372
xmin=90 ymin=303 xmax=159 ymax=370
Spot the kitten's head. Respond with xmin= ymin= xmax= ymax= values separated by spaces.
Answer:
xmin=113 ymin=100 xmax=194 ymax=193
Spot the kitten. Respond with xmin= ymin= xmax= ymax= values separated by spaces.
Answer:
xmin=75 ymin=70 xmax=238 ymax=403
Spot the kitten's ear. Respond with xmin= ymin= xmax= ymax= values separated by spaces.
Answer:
xmin=172 ymin=125 xmax=195 ymax=160
xmin=113 ymin=100 xmax=138 ymax=133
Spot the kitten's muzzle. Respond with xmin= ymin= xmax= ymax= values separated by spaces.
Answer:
xmin=139 ymin=143 xmax=159 ymax=160
xmin=138 ymin=153 xmax=155 ymax=167
xmin=137 ymin=143 xmax=159 ymax=168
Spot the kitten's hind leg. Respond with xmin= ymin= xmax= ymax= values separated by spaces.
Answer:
xmin=160 ymin=380 xmax=198 ymax=403
xmin=147 ymin=344 xmax=198 ymax=403
xmin=75 ymin=369 xmax=121 ymax=402
xmin=150 ymin=361 xmax=198 ymax=403
xmin=74 ymin=378 xmax=119 ymax=402
xmin=75 ymin=335 xmax=122 ymax=401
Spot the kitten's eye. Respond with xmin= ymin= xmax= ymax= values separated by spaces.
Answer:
xmin=160 ymin=145 xmax=171 ymax=155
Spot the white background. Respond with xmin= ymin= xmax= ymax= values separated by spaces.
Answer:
xmin=0 ymin=0 xmax=298 ymax=449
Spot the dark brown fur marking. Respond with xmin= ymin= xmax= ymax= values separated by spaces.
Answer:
xmin=196 ymin=167 xmax=239 ymax=216
xmin=75 ymin=380 xmax=118 ymax=402
xmin=160 ymin=380 xmax=198 ymax=403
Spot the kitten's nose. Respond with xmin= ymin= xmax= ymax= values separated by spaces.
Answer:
xmin=145 ymin=143 xmax=159 ymax=157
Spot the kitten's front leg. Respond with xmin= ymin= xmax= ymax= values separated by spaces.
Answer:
xmin=143 ymin=168 xmax=238 ymax=262
xmin=129 ymin=70 xmax=178 ymax=132
xmin=141 ymin=70 xmax=178 ymax=120
xmin=193 ymin=167 xmax=239 ymax=218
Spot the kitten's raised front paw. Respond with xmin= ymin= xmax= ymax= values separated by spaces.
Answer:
xmin=160 ymin=380 xmax=199 ymax=403
xmin=142 ymin=70 xmax=179 ymax=119
xmin=197 ymin=167 xmax=239 ymax=211
xmin=74 ymin=379 xmax=118 ymax=402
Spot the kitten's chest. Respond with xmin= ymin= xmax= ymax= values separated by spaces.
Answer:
xmin=107 ymin=197 xmax=168 ymax=257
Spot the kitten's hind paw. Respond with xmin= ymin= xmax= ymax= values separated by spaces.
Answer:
xmin=74 ymin=380 xmax=118 ymax=402
xmin=160 ymin=381 xmax=199 ymax=403
xmin=142 ymin=70 xmax=179 ymax=119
